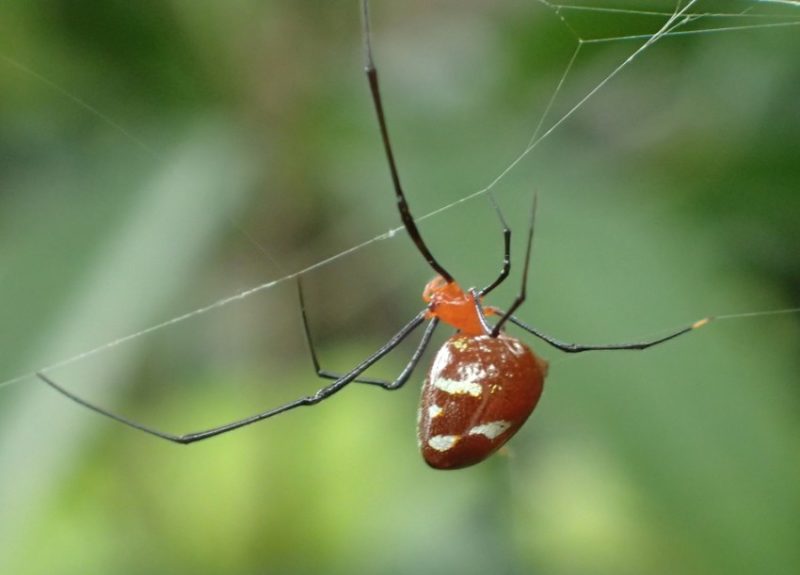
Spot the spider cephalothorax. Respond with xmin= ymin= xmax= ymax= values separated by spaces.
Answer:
xmin=423 ymin=275 xmax=495 ymax=336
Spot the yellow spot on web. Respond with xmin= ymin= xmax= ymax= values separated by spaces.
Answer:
xmin=692 ymin=317 xmax=711 ymax=329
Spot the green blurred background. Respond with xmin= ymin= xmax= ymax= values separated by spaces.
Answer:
xmin=1 ymin=1 xmax=798 ymax=574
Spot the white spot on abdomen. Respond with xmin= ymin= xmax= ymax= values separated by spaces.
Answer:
xmin=428 ymin=405 xmax=443 ymax=419
xmin=428 ymin=435 xmax=461 ymax=452
xmin=467 ymin=421 xmax=512 ymax=440
xmin=433 ymin=377 xmax=482 ymax=397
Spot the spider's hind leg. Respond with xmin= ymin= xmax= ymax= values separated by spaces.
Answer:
xmin=37 ymin=308 xmax=433 ymax=445
xmin=297 ymin=278 xmax=438 ymax=390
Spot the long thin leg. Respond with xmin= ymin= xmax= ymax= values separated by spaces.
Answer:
xmin=376 ymin=317 xmax=438 ymax=389
xmin=37 ymin=310 xmax=428 ymax=445
xmin=507 ymin=314 xmax=713 ymax=353
xmin=301 ymin=285 xmax=439 ymax=390
xmin=308 ymin=317 xmax=440 ymax=390
xmin=297 ymin=278 xmax=393 ymax=387
xmin=491 ymin=193 xmax=538 ymax=336
xmin=470 ymin=289 xmax=497 ymax=336
xmin=361 ymin=0 xmax=454 ymax=283
xmin=465 ymin=192 xmax=714 ymax=349
xmin=479 ymin=192 xmax=512 ymax=297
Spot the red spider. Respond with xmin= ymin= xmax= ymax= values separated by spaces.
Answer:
xmin=37 ymin=0 xmax=710 ymax=470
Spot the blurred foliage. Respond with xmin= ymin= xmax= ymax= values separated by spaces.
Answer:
xmin=0 ymin=1 xmax=799 ymax=574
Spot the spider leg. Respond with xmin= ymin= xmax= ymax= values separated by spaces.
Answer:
xmin=474 ymin=280 xmax=711 ymax=350
xmin=375 ymin=317 xmax=438 ymax=390
xmin=301 ymin=292 xmax=439 ymax=390
xmin=361 ymin=0 xmax=454 ymax=283
xmin=296 ymin=316 xmax=439 ymax=391
xmin=506 ymin=314 xmax=713 ymax=353
xmin=479 ymin=192 xmax=511 ymax=298
xmin=491 ymin=193 xmax=538 ymax=336
xmin=297 ymin=278 xmax=393 ymax=387
xmin=310 ymin=317 xmax=437 ymax=391
xmin=469 ymin=287 xmax=497 ymax=336
xmin=466 ymin=193 xmax=526 ymax=333
xmin=466 ymin=192 xmax=714 ymax=350
xmin=37 ymin=310 xmax=428 ymax=445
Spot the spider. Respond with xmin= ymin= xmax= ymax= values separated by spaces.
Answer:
xmin=36 ymin=0 xmax=711 ymax=470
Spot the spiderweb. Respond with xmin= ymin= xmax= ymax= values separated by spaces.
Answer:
xmin=1 ymin=0 xmax=799 ymax=392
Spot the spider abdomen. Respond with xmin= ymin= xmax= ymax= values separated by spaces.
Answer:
xmin=418 ymin=333 xmax=548 ymax=469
